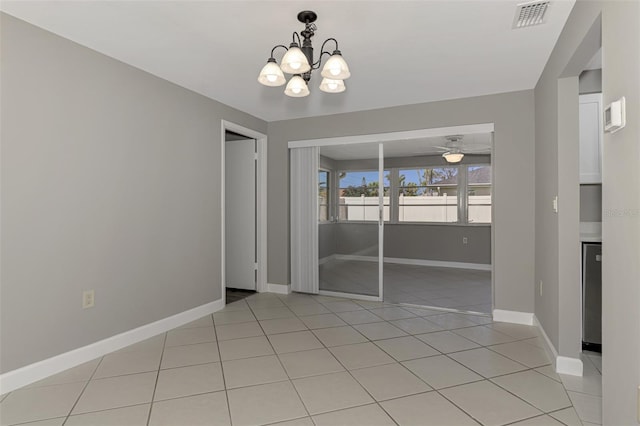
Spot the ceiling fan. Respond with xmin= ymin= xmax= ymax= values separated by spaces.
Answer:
xmin=434 ymin=135 xmax=491 ymax=163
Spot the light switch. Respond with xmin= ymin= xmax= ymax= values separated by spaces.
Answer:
xmin=552 ymin=196 xmax=558 ymax=213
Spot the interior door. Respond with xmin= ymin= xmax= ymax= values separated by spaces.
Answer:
xmin=225 ymin=138 xmax=256 ymax=290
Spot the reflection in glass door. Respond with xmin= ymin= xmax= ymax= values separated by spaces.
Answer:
xmin=318 ymin=143 xmax=384 ymax=300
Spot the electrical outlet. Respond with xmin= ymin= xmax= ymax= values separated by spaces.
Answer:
xmin=463 ymin=237 xmax=468 ymax=244
xmin=539 ymin=280 xmax=543 ymax=296
xmin=82 ymin=290 xmax=95 ymax=309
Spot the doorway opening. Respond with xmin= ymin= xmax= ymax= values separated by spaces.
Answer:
xmin=290 ymin=124 xmax=494 ymax=315
xmin=221 ymin=121 xmax=267 ymax=304
xmin=577 ymin=47 xmax=603 ymax=383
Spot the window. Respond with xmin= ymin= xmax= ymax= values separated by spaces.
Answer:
xmin=398 ymin=167 xmax=459 ymax=223
xmin=318 ymin=170 xmax=329 ymax=222
xmin=467 ymin=165 xmax=491 ymax=223
xmin=328 ymin=164 xmax=491 ymax=225
xmin=338 ymin=170 xmax=390 ymax=222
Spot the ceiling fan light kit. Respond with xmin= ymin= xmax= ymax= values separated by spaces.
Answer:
xmin=258 ymin=11 xmax=350 ymax=97
xmin=437 ymin=135 xmax=491 ymax=163
xmin=442 ymin=151 xmax=465 ymax=163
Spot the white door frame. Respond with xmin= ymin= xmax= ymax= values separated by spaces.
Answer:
xmin=221 ymin=120 xmax=268 ymax=302
xmin=288 ymin=122 xmax=495 ymax=305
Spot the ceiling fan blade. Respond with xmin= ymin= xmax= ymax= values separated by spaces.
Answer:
xmin=461 ymin=145 xmax=491 ymax=153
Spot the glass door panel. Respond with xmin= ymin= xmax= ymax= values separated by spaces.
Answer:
xmin=318 ymin=143 xmax=383 ymax=299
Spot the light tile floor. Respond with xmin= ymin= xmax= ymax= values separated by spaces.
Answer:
xmin=0 ymin=292 xmax=601 ymax=426
xmin=320 ymin=260 xmax=492 ymax=313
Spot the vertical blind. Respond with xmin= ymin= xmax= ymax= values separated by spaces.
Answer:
xmin=290 ymin=146 xmax=319 ymax=293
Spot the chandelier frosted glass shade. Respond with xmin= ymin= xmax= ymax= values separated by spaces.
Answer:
xmin=284 ymin=75 xmax=310 ymax=97
xmin=321 ymin=51 xmax=351 ymax=80
xmin=257 ymin=59 xmax=286 ymax=86
xmin=442 ymin=151 xmax=464 ymax=163
xmin=280 ymin=45 xmax=311 ymax=74
xmin=319 ymin=78 xmax=345 ymax=93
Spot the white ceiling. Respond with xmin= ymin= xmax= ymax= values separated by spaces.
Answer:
xmin=1 ymin=1 xmax=575 ymax=122
xmin=321 ymin=133 xmax=492 ymax=160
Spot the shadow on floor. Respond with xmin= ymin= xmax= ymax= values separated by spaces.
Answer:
xmin=226 ymin=288 xmax=255 ymax=304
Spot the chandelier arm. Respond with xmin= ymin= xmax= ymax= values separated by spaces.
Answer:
xmin=269 ymin=44 xmax=289 ymax=59
xmin=319 ymin=38 xmax=339 ymax=54
xmin=312 ymin=51 xmax=332 ymax=69
xmin=292 ymin=32 xmax=302 ymax=46
xmin=312 ymin=38 xmax=339 ymax=68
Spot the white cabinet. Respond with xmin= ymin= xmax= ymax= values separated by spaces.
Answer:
xmin=579 ymin=93 xmax=603 ymax=184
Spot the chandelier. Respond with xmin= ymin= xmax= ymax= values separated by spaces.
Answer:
xmin=257 ymin=11 xmax=350 ymax=97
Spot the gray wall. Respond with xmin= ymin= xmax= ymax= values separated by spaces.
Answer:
xmin=319 ymin=224 xmax=337 ymax=259
xmin=385 ymin=225 xmax=490 ymax=263
xmin=0 ymin=14 xmax=266 ymax=373
xmin=269 ymin=90 xmax=535 ymax=314
xmin=578 ymin=68 xmax=602 ymax=94
xmin=534 ymin=1 xmax=640 ymax=423
xmin=601 ymin=2 xmax=640 ymax=424
xmin=319 ymin=224 xmax=491 ymax=265
xmin=580 ymin=184 xmax=602 ymax=222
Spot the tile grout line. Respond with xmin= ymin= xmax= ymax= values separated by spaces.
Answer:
xmin=297 ymin=295 xmax=519 ymax=423
xmin=309 ymin=298 xmax=481 ymax=425
xmin=434 ymin=333 xmax=573 ymax=417
xmin=145 ymin=331 xmax=168 ymax=426
xmin=61 ymin=353 xmax=106 ymax=425
xmin=434 ymin=355 xmax=572 ymax=423
xmin=212 ymin=312 xmax=236 ymax=426
xmin=280 ymin=298 xmax=401 ymax=425
xmin=257 ymin=295 xmax=579 ymax=423
xmin=358 ymin=303 xmax=569 ymax=424
xmin=247 ymin=298 xmax=315 ymax=424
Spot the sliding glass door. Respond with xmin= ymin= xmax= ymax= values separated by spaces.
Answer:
xmin=318 ymin=143 xmax=385 ymax=300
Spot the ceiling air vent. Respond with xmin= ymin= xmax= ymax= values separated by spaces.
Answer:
xmin=512 ymin=1 xmax=550 ymax=29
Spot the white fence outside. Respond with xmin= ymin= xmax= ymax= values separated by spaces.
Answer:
xmin=338 ymin=195 xmax=491 ymax=223
xmin=339 ymin=196 xmax=390 ymax=221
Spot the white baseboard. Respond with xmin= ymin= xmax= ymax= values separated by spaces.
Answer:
xmin=492 ymin=309 xmax=534 ymax=325
xmin=318 ymin=290 xmax=382 ymax=302
xmin=533 ymin=314 xmax=583 ymax=377
xmin=556 ymin=356 xmax=584 ymax=376
xmin=332 ymin=254 xmax=491 ymax=271
xmin=318 ymin=254 xmax=336 ymax=265
xmin=0 ymin=298 xmax=225 ymax=393
xmin=266 ymin=283 xmax=291 ymax=295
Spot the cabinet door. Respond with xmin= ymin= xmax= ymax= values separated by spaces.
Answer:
xmin=579 ymin=93 xmax=603 ymax=183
